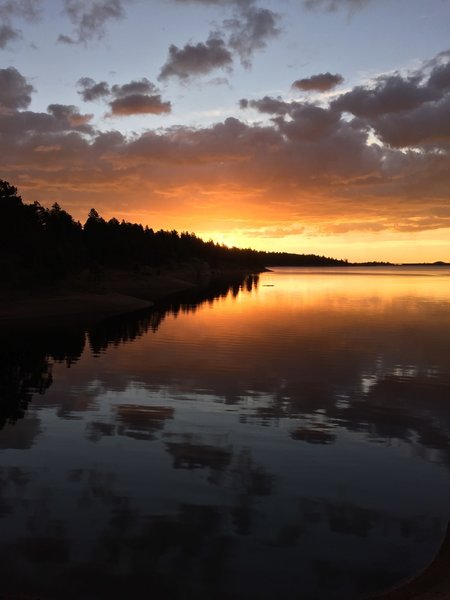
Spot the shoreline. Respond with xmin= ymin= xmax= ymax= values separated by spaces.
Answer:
xmin=0 ymin=265 xmax=260 ymax=328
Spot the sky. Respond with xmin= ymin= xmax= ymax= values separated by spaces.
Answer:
xmin=1 ymin=0 xmax=450 ymax=262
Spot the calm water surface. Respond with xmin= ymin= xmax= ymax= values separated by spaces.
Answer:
xmin=1 ymin=267 xmax=450 ymax=599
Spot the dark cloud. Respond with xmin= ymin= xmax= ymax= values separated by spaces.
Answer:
xmin=46 ymin=104 xmax=94 ymax=132
xmin=77 ymin=77 xmax=110 ymax=102
xmin=331 ymin=60 xmax=450 ymax=149
xmin=172 ymin=0 xmax=253 ymax=5
xmin=303 ymin=0 xmax=371 ymax=11
xmin=159 ymin=35 xmax=233 ymax=81
xmin=371 ymin=96 xmax=450 ymax=148
xmin=167 ymin=0 xmax=281 ymax=70
xmin=0 ymin=0 xmax=42 ymax=48
xmin=1 ymin=0 xmax=128 ymax=47
xmin=224 ymin=5 xmax=280 ymax=67
xmin=428 ymin=61 xmax=450 ymax=91
xmin=59 ymin=0 xmax=128 ymax=44
xmin=207 ymin=76 xmax=230 ymax=87
xmin=0 ymin=67 xmax=34 ymax=110
xmin=332 ymin=75 xmax=437 ymax=118
xmin=0 ymin=23 xmax=19 ymax=48
xmin=0 ymin=0 xmax=41 ymax=21
xmin=293 ymin=72 xmax=344 ymax=92
xmin=109 ymin=94 xmax=171 ymax=116
xmin=240 ymin=95 xmax=292 ymax=115
xmin=77 ymin=76 xmax=170 ymax=117
xmin=277 ymin=103 xmax=343 ymax=143
xmin=57 ymin=33 xmax=75 ymax=44
xmin=111 ymin=78 xmax=156 ymax=98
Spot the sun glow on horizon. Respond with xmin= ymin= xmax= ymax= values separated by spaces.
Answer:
xmin=197 ymin=225 xmax=450 ymax=264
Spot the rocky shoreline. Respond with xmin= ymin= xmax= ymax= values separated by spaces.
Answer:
xmin=0 ymin=263 xmax=261 ymax=327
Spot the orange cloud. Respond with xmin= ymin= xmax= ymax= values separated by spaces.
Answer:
xmin=1 ymin=55 xmax=450 ymax=261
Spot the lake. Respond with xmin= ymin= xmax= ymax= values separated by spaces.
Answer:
xmin=1 ymin=266 xmax=450 ymax=599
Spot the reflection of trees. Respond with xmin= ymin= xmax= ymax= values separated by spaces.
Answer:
xmin=0 ymin=348 xmax=52 ymax=429
xmin=0 ymin=274 xmax=258 ymax=429
xmin=88 ymin=309 xmax=165 ymax=355
xmin=87 ymin=273 xmax=258 ymax=355
xmin=0 ymin=330 xmax=84 ymax=428
xmin=0 ymin=329 xmax=85 ymax=429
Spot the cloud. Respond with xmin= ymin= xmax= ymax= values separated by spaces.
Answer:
xmin=332 ymin=75 xmax=437 ymax=118
xmin=159 ymin=35 xmax=233 ymax=81
xmin=370 ymin=96 xmax=450 ymax=148
xmin=109 ymin=78 xmax=171 ymax=116
xmin=303 ymin=0 xmax=371 ymax=12
xmin=293 ymin=72 xmax=344 ymax=92
xmin=331 ymin=61 xmax=450 ymax=149
xmin=0 ymin=23 xmax=19 ymax=48
xmin=206 ymin=76 xmax=231 ymax=87
xmin=0 ymin=0 xmax=41 ymax=21
xmin=78 ymin=76 xmax=171 ymax=117
xmin=224 ymin=5 xmax=280 ymax=67
xmin=0 ymin=0 xmax=131 ymax=47
xmin=0 ymin=67 xmax=34 ymax=110
xmin=47 ymin=103 xmax=93 ymax=131
xmin=428 ymin=61 xmax=450 ymax=91
xmin=242 ymin=224 xmax=306 ymax=238
xmin=239 ymin=95 xmax=292 ymax=115
xmin=77 ymin=77 xmax=110 ymax=102
xmin=109 ymin=94 xmax=171 ymax=116
xmin=2 ymin=58 xmax=450 ymax=238
xmin=58 ymin=0 xmax=129 ymax=44
xmin=57 ymin=33 xmax=75 ymax=44
xmin=111 ymin=78 xmax=156 ymax=97
xmin=171 ymin=0 xmax=253 ymax=5
xmin=165 ymin=0 xmax=281 ymax=72
xmin=0 ymin=0 xmax=42 ymax=47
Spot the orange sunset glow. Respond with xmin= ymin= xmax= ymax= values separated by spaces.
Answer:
xmin=1 ymin=0 xmax=450 ymax=263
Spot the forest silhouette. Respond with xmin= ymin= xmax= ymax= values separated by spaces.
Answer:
xmin=0 ymin=179 xmax=346 ymax=287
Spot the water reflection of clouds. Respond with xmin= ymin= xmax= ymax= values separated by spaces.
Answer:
xmin=4 ymin=268 xmax=450 ymax=469
xmin=1 ymin=270 xmax=450 ymax=599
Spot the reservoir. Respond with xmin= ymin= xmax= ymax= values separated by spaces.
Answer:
xmin=1 ymin=267 xmax=450 ymax=599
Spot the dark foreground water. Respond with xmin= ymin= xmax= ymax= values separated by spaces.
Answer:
xmin=1 ymin=267 xmax=450 ymax=600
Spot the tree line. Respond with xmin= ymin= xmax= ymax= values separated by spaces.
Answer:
xmin=0 ymin=179 xmax=347 ymax=285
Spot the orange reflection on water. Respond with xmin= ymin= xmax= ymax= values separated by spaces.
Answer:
xmin=255 ymin=266 xmax=450 ymax=309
